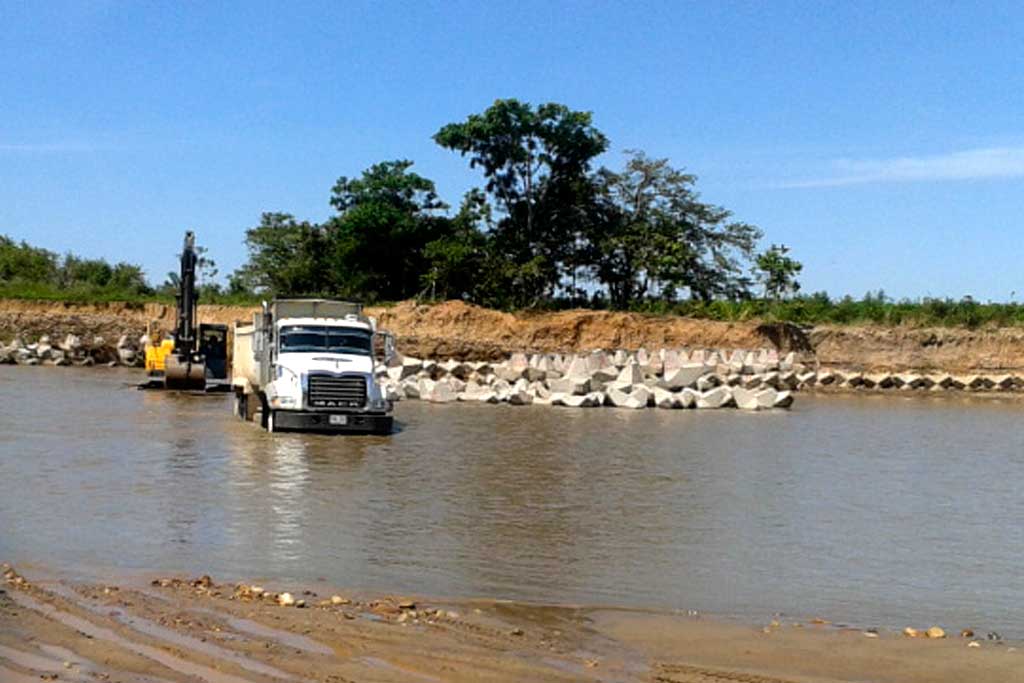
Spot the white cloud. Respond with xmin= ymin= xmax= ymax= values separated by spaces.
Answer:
xmin=784 ymin=146 xmax=1024 ymax=188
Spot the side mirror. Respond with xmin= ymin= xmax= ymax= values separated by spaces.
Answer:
xmin=382 ymin=332 xmax=396 ymax=363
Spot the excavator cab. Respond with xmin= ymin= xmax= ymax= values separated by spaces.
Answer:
xmin=199 ymin=323 xmax=228 ymax=381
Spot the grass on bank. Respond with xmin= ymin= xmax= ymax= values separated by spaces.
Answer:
xmin=1 ymin=283 xmax=1022 ymax=329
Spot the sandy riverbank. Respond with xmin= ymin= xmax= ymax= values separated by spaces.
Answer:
xmin=1 ymin=566 xmax=1018 ymax=683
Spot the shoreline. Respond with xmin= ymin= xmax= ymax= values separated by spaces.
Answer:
xmin=2 ymin=564 xmax=1019 ymax=683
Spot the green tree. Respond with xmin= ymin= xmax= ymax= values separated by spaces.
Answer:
xmin=434 ymin=99 xmax=608 ymax=306
xmin=107 ymin=262 xmax=150 ymax=294
xmin=421 ymin=189 xmax=490 ymax=300
xmin=326 ymin=160 xmax=450 ymax=301
xmin=755 ymin=244 xmax=803 ymax=300
xmin=60 ymin=255 xmax=113 ymax=288
xmin=587 ymin=151 xmax=762 ymax=307
xmin=231 ymin=212 xmax=329 ymax=295
xmin=0 ymin=236 xmax=59 ymax=283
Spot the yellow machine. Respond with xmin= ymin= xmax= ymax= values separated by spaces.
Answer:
xmin=144 ymin=323 xmax=175 ymax=375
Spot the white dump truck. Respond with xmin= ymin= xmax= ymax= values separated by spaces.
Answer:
xmin=231 ymin=299 xmax=395 ymax=434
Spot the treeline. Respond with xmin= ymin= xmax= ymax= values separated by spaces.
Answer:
xmin=0 ymin=235 xmax=152 ymax=300
xmin=228 ymin=99 xmax=802 ymax=309
xmin=640 ymin=291 xmax=1024 ymax=329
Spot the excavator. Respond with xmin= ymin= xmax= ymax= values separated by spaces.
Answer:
xmin=140 ymin=231 xmax=229 ymax=391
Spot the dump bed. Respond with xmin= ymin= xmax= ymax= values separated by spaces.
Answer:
xmin=271 ymin=299 xmax=365 ymax=322
xmin=231 ymin=315 xmax=259 ymax=392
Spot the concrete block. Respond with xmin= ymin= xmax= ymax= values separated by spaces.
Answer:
xmin=817 ymin=371 xmax=837 ymax=386
xmin=696 ymin=386 xmax=732 ymax=409
xmin=548 ymin=376 xmax=590 ymax=395
xmin=652 ymin=387 xmax=681 ymax=409
xmin=424 ymin=380 xmax=458 ymax=403
xmin=991 ymin=375 xmax=1015 ymax=390
xmin=613 ymin=362 xmax=644 ymax=387
xmin=495 ymin=364 xmax=526 ymax=382
xmin=773 ymin=390 xmax=794 ymax=408
xmin=524 ymin=368 xmax=548 ymax=385
xmin=741 ymin=374 xmax=763 ymax=389
xmin=606 ymin=386 xmax=649 ymax=409
xmin=661 ymin=363 xmax=706 ymax=390
xmin=560 ymin=392 xmax=603 ymax=408
xmin=662 ymin=349 xmax=683 ymax=374
xmin=678 ymin=388 xmax=699 ymax=408
xmin=508 ymin=389 xmax=533 ymax=405
xmin=696 ymin=374 xmax=721 ymax=391
xmin=732 ymin=387 xmax=761 ymax=410
xmin=401 ymin=379 xmax=421 ymax=399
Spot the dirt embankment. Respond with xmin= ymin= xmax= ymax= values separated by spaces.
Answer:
xmin=3 ymin=298 xmax=1024 ymax=372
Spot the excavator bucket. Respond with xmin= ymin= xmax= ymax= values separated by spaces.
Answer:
xmin=164 ymin=355 xmax=207 ymax=390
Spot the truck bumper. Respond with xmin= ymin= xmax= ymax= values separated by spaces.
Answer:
xmin=273 ymin=410 xmax=393 ymax=435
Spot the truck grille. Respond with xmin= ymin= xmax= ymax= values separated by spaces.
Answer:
xmin=307 ymin=374 xmax=367 ymax=408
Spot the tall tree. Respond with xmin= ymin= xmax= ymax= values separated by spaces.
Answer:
xmin=755 ymin=244 xmax=802 ymax=300
xmin=231 ymin=212 xmax=329 ymax=295
xmin=326 ymin=160 xmax=450 ymax=301
xmin=587 ymin=151 xmax=762 ymax=307
xmin=434 ymin=99 xmax=608 ymax=306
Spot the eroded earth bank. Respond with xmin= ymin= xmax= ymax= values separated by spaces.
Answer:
xmin=4 ymin=298 xmax=1024 ymax=374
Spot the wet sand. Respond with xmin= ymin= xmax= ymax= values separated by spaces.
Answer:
xmin=1 ymin=566 xmax=1019 ymax=683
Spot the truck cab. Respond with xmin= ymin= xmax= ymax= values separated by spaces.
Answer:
xmin=232 ymin=299 xmax=394 ymax=434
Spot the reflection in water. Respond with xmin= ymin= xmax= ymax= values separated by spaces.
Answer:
xmin=3 ymin=367 xmax=1024 ymax=637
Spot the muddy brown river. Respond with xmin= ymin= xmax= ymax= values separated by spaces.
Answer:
xmin=2 ymin=366 xmax=1023 ymax=636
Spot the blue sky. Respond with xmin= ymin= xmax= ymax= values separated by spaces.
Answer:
xmin=2 ymin=1 xmax=1022 ymax=299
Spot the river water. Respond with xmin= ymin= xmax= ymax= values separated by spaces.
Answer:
xmin=2 ymin=366 xmax=1024 ymax=635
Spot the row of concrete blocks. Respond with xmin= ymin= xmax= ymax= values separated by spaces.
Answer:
xmin=0 ymin=334 xmax=140 ymax=367
xmin=811 ymin=370 xmax=1024 ymax=392
xmin=380 ymin=374 xmax=794 ymax=411
xmin=385 ymin=348 xmax=806 ymax=384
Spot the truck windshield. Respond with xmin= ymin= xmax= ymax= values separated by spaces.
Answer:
xmin=279 ymin=325 xmax=373 ymax=355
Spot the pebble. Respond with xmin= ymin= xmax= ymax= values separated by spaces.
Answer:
xmin=903 ymin=627 xmax=920 ymax=638
xmin=510 ymin=627 xmax=524 ymax=636
xmin=446 ymin=610 xmax=459 ymax=620
xmin=398 ymin=599 xmax=416 ymax=609
xmin=330 ymin=595 xmax=348 ymax=605
xmin=926 ymin=626 xmax=946 ymax=639
xmin=277 ymin=592 xmax=296 ymax=607
xmin=961 ymin=628 xmax=974 ymax=638
xmin=968 ymin=641 xmax=981 ymax=648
